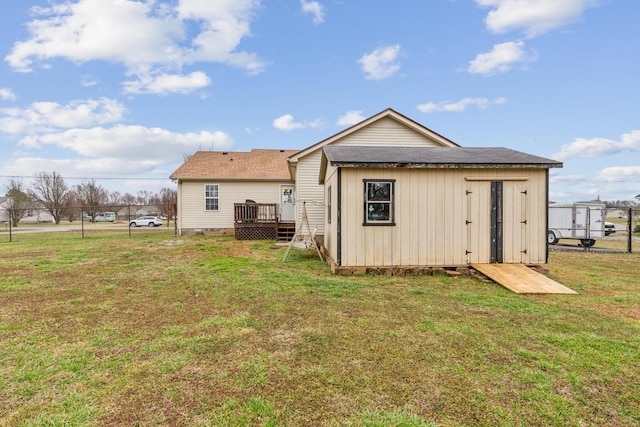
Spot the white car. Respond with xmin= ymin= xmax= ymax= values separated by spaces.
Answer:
xmin=129 ymin=216 xmax=163 ymax=227
xmin=604 ymin=222 xmax=616 ymax=236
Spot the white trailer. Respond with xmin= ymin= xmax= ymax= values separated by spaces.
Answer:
xmin=548 ymin=201 xmax=606 ymax=247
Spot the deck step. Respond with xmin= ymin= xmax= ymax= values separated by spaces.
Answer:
xmin=277 ymin=223 xmax=296 ymax=241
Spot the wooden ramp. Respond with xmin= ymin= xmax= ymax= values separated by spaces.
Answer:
xmin=470 ymin=263 xmax=577 ymax=294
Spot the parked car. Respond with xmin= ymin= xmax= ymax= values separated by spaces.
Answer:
xmin=129 ymin=216 xmax=163 ymax=227
xmin=604 ymin=222 xmax=616 ymax=236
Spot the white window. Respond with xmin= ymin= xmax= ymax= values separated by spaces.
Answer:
xmin=364 ymin=180 xmax=395 ymax=225
xmin=205 ymin=184 xmax=219 ymax=211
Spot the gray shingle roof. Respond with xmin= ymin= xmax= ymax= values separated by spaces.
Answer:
xmin=323 ymin=146 xmax=562 ymax=168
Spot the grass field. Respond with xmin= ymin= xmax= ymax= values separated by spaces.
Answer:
xmin=1 ymin=231 xmax=638 ymax=426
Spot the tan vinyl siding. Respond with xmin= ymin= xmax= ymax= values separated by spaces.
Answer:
xmin=332 ymin=116 xmax=446 ymax=147
xmin=334 ymin=168 xmax=547 ymax=267
xmin=295 ymin=116 xmax=450 ymax=234
xmin=177 ymin=180 xmax=289 ymax=232
xmin=295 ymin=150 xmax=326 ymax=234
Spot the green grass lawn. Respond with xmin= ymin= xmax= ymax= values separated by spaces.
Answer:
xmin=1 ymin=232 xmax=638 ymax=426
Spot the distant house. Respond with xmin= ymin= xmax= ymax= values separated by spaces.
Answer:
xmin=0 ymin=197 xmax=55 ymax=224
xmin=170 ymin=108 xmax=562 ymax=270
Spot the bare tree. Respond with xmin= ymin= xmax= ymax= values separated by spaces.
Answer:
xmin=158 ymin=187 xmax=177 ymax=219
xmin=108 ymin=190 xmax=123 ymax=206
xmin=75 ymin=179 xmax=108 ymax=218
xmin=5 ymin=177 xmax=30 ymax=227
xmin=29 ymin=171 xmax=69 ymax=224
xmin=136 ymin=190 xmax=154 ymax=205
xmin=122 ymin=192 xmax=137 ymax=206
xmin=64 ymin=189 xmax=83 ymax=222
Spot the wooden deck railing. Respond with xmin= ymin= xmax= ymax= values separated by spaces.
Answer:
xmin=234 ymin=203 xmax=278 ymax=223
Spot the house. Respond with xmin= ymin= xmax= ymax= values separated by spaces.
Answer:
xmin=0 ymin=197 xmax=55 ymax=224
xmin=320 ymin=146 xmax=561 ymax=272
xmin=287 ymin=108 xmax=459 ymax=236
xmin=170 ymin=149 xmax=298 ymax=238
xmin=170 ymin=108 xmax=562 ymax=271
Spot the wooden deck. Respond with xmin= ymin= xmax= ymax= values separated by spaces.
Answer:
xmin=471 ymin=263 xmax=578 ymax=294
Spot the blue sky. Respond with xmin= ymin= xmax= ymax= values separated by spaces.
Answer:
xmin=0 ymin=0 xmax=639 ymax=202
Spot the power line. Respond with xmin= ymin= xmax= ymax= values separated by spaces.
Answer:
xmin=0 ymin=175 xmax=173 ymax=181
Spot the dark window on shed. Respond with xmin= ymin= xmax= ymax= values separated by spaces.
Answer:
xmin=363 ymin=180 xmax=395 ymax=226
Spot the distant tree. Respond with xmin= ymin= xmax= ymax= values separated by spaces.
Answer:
xmin=29 ymin=171 xmax=69 ymax=224
xmin=122 ymin=192 xmax=137 ymax=206
xmin=158 ymin=187 xmax=177 ymax=219
xmin=64 ymin=189 xmax=83 ymax=222
xmin=75 ymin=179 xmax=108 ymax=217
xmin=604 ymin=200 xmax=638 ymax=209
xmin=136 ymin=190 xmax=154 ymax=205
xmin=5 ymin=177 xmax=30 ymax=227
xmin=108 ymin=190 xmax=123 ymax=206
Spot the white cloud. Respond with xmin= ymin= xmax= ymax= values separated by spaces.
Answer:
xmin=122 ymin=71 xmax=211 ymax=95
xmin=337 ymin=110 xmax=366 ymax=126
xmin=17 ymin=125 xmax=233 ymax=164
xmin=553 ymin=130 xmax=640 ymax=161
xmin=5 ymin=0 xmax=264 ymax=76
xmin=468 ymin=41 xmax=534 ymax=75
xmin=273 ymin=114 xmax=306 ymax=132
xmin=301 ymin=0 xmax=325 ymax=24
xmin=80 ymin=74 xmax=99 ymax=87
xmin=475 ymin=0 xmax=598 ymax=38
xmin=596 ymin=166 xmax=640 ymax=183
xmin=0 ymin=98 xmax=126 ymax=134
xmin=358 ymin=45 xmax=401 ymax=80
xmin=2 ymin=156 xmax=159 ymax=178
xmin=272 ymin=114 xmax=323 ymax=132
xmin=0 ymin=88 xmax=17 ymax=101
xmin=417 ymin=97 xmax=507 ymax=113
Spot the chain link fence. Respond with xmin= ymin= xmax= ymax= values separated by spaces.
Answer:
xmin=1 ymin=205 xmax=177 ymax=242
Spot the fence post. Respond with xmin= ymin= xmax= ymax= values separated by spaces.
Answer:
xmin=628 ymin=207 xmax=633 ymax=253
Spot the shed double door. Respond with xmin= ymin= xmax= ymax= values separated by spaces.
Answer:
xmin=466 ymin=180 xmax=528 ymax=264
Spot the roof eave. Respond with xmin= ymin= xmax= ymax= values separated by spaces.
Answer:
xmin=329 ymin=161 xmax=563 ymax=169
xmin=288 ymin=108 xmax=459 ymax=162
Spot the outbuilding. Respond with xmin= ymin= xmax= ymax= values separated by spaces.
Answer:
xmin=319 ymin=145 xmax=562 ymax=273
